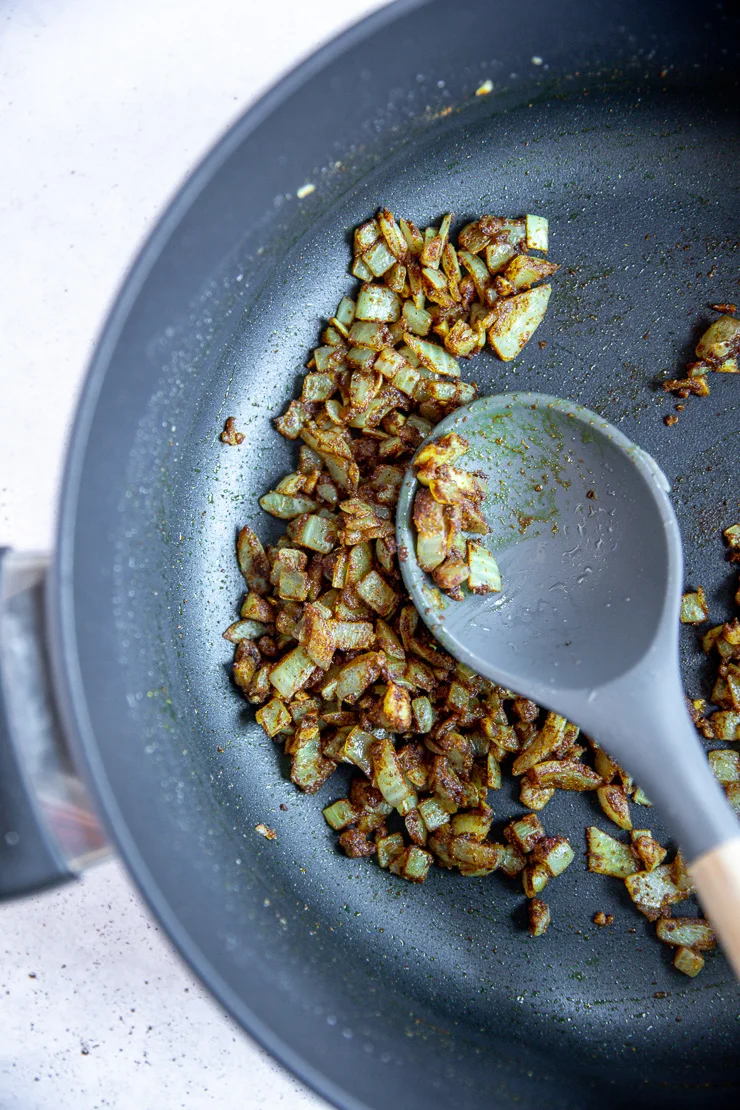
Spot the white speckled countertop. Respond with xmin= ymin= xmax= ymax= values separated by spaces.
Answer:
xmin=0 ymin=1 xmax=385 ymax=1105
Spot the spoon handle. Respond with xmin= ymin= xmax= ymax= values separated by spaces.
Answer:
xmin=690 ymin=837 xmax=740 ymax=980
xmin=581 ymin=667 xmax=740 ymax=979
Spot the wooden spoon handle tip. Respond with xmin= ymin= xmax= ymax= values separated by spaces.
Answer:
xmin=690 ymin=836 xmax=740 ymax=981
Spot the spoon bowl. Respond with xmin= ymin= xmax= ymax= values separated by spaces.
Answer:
xmin=397 ymin=392 xmax=740 ymax=976
xmin=398 ymin=393 xmax=674 ymax=697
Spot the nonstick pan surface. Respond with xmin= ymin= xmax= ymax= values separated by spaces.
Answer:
xmin=52 ymin=2 xmax=740 ymax=1107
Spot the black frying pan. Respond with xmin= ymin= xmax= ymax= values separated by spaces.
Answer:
xmin=2 ymin=1 xmax=740 ymax=1107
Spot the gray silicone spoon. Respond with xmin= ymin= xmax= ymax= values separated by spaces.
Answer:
xmin=397 ymin=391 xmax=740 ymax=977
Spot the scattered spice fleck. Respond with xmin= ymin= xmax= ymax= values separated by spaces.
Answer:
xmin=593 ymin=911 xmax=614 ymax=926
xmin=255 ymin=824 xmax=277 ymax=840
xmin=653 ymin=990 xmax=668 ymax=999
xmin=665 ymin=414 xmax=678 ymax=427
xmin=586 ymin=489 xmax=597 ymax=500
xmin=279 ymin=803 xmax=288 ymax=811
xmin=711 ymin=303 xmax=736 ymax=314
xmin=221 ymin=417 xmax=244 ymax=445
xmin=475 ymin=80 xmax=493 ymax=96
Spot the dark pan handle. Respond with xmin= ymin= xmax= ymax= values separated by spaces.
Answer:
xmin=0 ymin=549 xmax=109 ymax=898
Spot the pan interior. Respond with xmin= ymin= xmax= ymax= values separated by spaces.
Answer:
xmin=68 ymin=60 xmax=740 ymax=1110
xmin=166 ymin=82 xmax=740 ymax=1084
